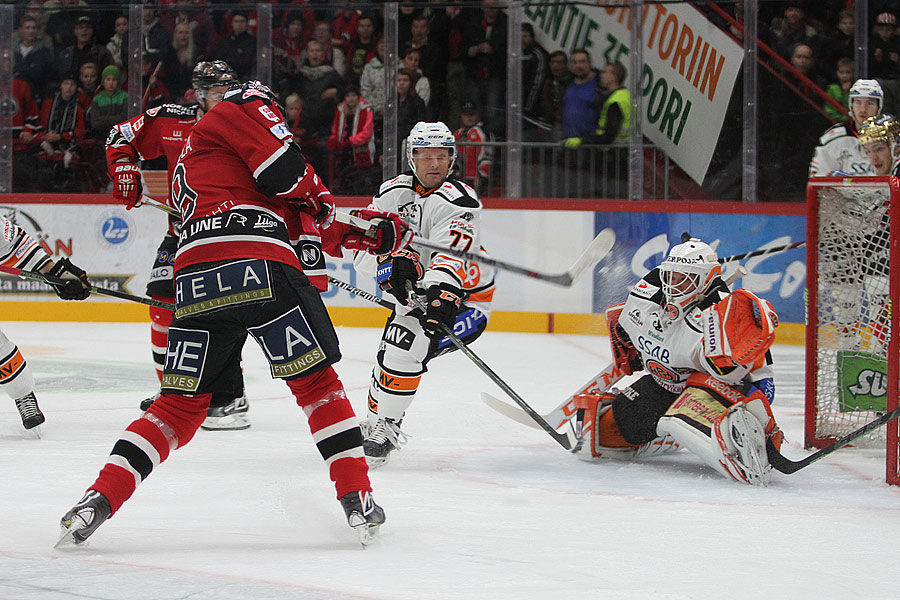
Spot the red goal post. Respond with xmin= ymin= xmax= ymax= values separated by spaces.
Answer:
xmin=806 ymin=176 xmax=899 ymax=486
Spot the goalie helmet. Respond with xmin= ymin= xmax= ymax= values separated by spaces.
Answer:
xmin=192 ymin=60 xmax=238 ymax=100
xmin=658 ymin=238 xmax=722 ymax=315
xmin=848 ymin=79 xmax=884 ymax=123
xmin=406 ymin=121 xmax=457 ymax=174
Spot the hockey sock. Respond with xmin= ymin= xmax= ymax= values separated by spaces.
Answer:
xmin=149 ymin=301 xmax=174 ymax=383
xmin=367 ymin=365 xmax=421 ymax=422
xmin=0 ymin=346 xmax=34 ymax=400
xmin=89 ymin=414 xmax=176 ymax=515
xmin=145 ymin=392 xmax=211 ymax=447
xmin=287 ymin=367 xmax=371 ymax=499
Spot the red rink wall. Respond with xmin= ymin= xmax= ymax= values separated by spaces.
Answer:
xmin=0 ymin=194 xmax=806 ymax=344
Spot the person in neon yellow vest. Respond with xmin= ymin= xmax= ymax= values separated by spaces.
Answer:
xmin=564 ymin=61 xmax=630 ymax=148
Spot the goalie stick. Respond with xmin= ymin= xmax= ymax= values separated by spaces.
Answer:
xmin=0 ymin=265 xmax=174 ymax=309
xmin=718 ymin=241 xmax=805 ymax=264
xmin=766 ymin=406 xmax=900 ymax=474
xmin=401 ymin=282 xmax=577 ymax=451
xmin=337 ymin=211 xmax=615 ymax=287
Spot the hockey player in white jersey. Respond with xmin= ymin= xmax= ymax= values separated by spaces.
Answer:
xmin=0 ymin=215 xmax=92 ymax=430
xmin=353 ymin=121 xmax=496 ymax=467
xmin=809 ymin=79 xmax=882 ymax=177
xmin=574 ymin=238 xmax=783 ymax=485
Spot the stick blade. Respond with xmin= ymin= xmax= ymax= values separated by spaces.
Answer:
xmin=563 ymin=228 xmax=616 ymax=286
xmin=482 ymin=392 xmax=544 ymax=430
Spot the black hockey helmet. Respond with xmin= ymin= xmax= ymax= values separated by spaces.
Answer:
xmin=192 ymin=60 xmax=238 ymax=100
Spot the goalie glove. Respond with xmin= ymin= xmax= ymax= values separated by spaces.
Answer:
xmin=343 ymin=209 xmax=413 ymax=256
xmin=422 ymin=283 xmax=464 ymax=339
xmin=109 ymin=163 xmax=143 ymax=209
xmin=47 ymin=258 xmax=91 ymax=300
xmin=376 ymin=249 xmax=423 ymax=305
xmin=703 ymin=288 xmax=778 ymax=370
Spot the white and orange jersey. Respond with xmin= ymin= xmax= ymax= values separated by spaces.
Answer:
xmin=354 ymin=172 xmax=496 ymax=316
xmin=0 ymin=215 xmax=52 ymax=273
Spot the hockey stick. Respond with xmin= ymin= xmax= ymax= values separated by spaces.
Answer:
xmin=0 ymin=265 xmax=174 ymax=309
xmin=718 ymin=241 xmax=805 ymax=264
xmin=483 ymin=267 xmax=750 ymax=433
xmin=327 ymin=276 xmax=394 ymax=309
xmin=140 ymin=195 xmax=180 ymax=218
xmin=766 ymin=406 xmax=900 ymax=474
xmin=404 ymin=282 xmax=577 ymax=451
xmin=336 ymin=211 xmax=615 ymax=287
xmin=482 ymin=361 xmax=626 ymax=431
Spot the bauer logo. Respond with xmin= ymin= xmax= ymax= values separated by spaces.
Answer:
xmin=96 ymin=210 xmax=134 ymax=249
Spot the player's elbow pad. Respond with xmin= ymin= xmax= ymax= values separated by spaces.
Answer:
xmin=256 ymin=142 xmax=307 ymax=197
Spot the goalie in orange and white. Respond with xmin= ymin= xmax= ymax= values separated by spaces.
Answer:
xmin=574 ymin=238 xmax=782 ymax=485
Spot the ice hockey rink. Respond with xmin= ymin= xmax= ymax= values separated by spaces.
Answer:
xmin=0 ymin=321 xmax=897 ymax=600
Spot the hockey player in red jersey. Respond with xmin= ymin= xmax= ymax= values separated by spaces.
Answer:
xmin=57 ymin=80 xmax=412 ymax=547
xmin=106 ymin=61 xmax=251 ymax=430
xmin=353 ymin=121 xmax=497 ymax=467
xmin=453 ymin=103 xmax=494 ymax=195
xmin=0 ymin=215 xmax=91 ymax=431
xmin=574 ymin=238 xmax=783 ymax=485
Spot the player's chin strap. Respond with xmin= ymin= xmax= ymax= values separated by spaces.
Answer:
xmin=336 ymin=211 xmax=615 ymax=287
xmin=0 ymin=265 xmax=174 ymax=310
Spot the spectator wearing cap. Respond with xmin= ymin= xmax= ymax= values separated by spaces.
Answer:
xmin=89 ymin=65 xmax=128 ymax=143
xmin=214 ymin=11 xmax=256 ymax=81
xmin=14 ymin=14 xmax=56 ymax=102
xmin=45 ymin=0 xmax=90 ymax=49
xmin=56 ymin=15 xmax=114 ymax=85
xmin=327 ymin=86 xmax=378 ymax=194
xmin=536 ymin=50 xmax=573 ymax=141
xmin=768 ymin=1 xmax=820 ymax=62
xmin=871 ymin=12 xmax=900 ymax=79
xmin=34 ymin=74 xmax=86 ymax=165
xmin=521 ymin=23 xmax=550 ymax=137
xmin=453 ymin=102 xmax=494 ymax=195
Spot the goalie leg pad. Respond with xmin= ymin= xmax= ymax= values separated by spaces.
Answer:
xmin=574 ymin=393 xmax=637 ymax=460
xmin=656 ymin=372 xmax=777 ymax=485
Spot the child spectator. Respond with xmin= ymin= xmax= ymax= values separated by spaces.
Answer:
xmin=106 ymin=15 xmax=128 ymax=68
xmin=824 ymin=57 xmax=854 ymax=123
xmin=34 ymin=75 xmax=87 ymax=190
xmin=453 ymin=102 xmax=494 ymax=195
xmin=89 ymin=65 xmax=128 ymax=143
xmin=327 ymin=85 xmax=376 ymax=193
xmin=870 ymin=12 xmax=900 ymax=79
xmin=76 ymin=61 xmax=99 ymax=112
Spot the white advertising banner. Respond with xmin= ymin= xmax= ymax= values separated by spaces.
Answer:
xmin=523 ymin=1 xmax=744 ymax=184
xmin=0 ymin=203 xmax=168 ymax=299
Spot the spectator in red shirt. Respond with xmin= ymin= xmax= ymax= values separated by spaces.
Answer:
xmin=453 ymin=102 xmax=494 ymax=195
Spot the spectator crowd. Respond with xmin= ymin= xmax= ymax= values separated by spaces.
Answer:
xmin=7 ymin=1 xmax=900 ymax=200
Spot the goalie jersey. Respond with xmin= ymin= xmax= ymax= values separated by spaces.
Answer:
xmin=353 ymin=173 xmax=496 ymax=316
xmin=619 ymin=268 xmax=774 ymax=395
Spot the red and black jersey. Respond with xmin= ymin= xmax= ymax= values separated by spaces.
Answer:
xmin=172 ymin=82 xmax=342 ymax=289
xmin=106 ymin=102 xmax=199 ymax=196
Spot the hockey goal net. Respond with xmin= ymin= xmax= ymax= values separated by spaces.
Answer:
xmin=806 ymin=176 xmax=899 ymax=485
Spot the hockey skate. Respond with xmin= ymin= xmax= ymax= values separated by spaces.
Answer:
xmin=15 ymin=392 xmax=45 ymax=430
xmin=362 ymin=418 xmax=408 ymax=468
xmin=339 ymin=490 xmax=385 ymax=547
xmin=722 ymin=405 xmax=772 ymax=486
xmin=200 ymin=393 xmax=250 ymax=431
xmin=55 ymin=490 xmax=111 ymax=548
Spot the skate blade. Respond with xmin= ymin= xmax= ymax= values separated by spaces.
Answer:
xmin=364 ymin=454 xmax=390 ymax=469
xmin=200 ymin=415 xmax=251 ymax=431
xmin=355 ymin=523 xmax=380 ymax=547
xmin=54 ymin=518 xmax=86 ymax=549
xmin=24 ymin=425 xmax=43 ymax=440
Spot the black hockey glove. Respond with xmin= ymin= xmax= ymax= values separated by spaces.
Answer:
xmin=376 ymin=249 xmax=423 ymax=305
xmin=422 ymin=283 xmax=464 ymax=339
xmin=47 ymin=258 xmax=91 ymax=300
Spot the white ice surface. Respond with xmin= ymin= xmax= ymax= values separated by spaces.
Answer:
xmin=0 ymin=322 xmax=897 ymax=599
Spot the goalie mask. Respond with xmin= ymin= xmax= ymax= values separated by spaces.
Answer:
xmin=848 ymin=79 xmax=884 ymax=126
xmin=406 ymin=121 xmax=457 ymax=179
xmin=658 ymin=238 xmax=722 ymax=317
xmin=858 ymin=113 xmax=900 ymax=175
